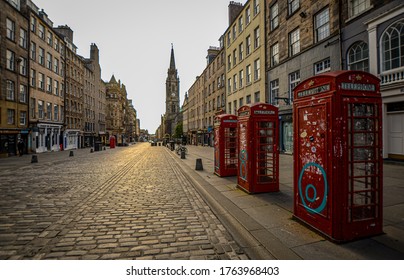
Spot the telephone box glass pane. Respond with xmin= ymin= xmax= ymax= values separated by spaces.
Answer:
xmin=257 ymin=121 xmax=276 ymax=183
xmin=225 ymin=127 xmax=237 ymax=169
xmin=348 ymin=103 xmax=380 ymax=222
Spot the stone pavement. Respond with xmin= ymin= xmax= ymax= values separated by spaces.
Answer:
xmin=167 ymin=144 xmax=404 ymax=260
xmin=0 ymin=144 xmax=248 ymax=260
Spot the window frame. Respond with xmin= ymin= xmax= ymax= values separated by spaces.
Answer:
xmin=246 ymin=6 xmax=251 ymax=26
xmin=270 ymin=42 xmax=279 ymax=67
xmin=30 ymin=69 xmax=36 ymax=87
xmin=30 ymin=16 xmax=36 ymax=33
xmin=38 ymin=73 xmax=45 ymax=90
xmin=39 ymin=47 xmax=45 ymax=65
xmin=349 ymin=0 xmax=371 ymax=18
xmin=289 ymin=28 xmax=300 ymax=56
xmin=6 ymin=80 xmax=15 ymax=101
xmin=239 ymin=42 xmax=244 ymax=61
xmin=19 ymin=84 xmax=27 ymax=103
xmin=246 ymin=64 xmax=252 ymax=84
xmin=19 ymin=28 xmax=28 ymax=49
xmin=381 ymin=19 xmax=404 ymax=72
xmin=47 ymin=102 xmax=52 ymax=121
xmin=254 ymin=58 xmax=261 ymax=81
xmin=6 ymin=49 xmax=15 ymax=71
xmin=253 ymin=0 xmax=260 ymax=16
xmin=314 ymin=57 xmax=331 ymax=75
xmin=254 ymin=27 xmax=260 ymax=49
xmin=347 ymin=41 xmax=369 ymax=72
xmin=288 ymin=0 xmax=300 ymax=16
xmin=239 ymin=69 xmax=244 ymax=88
xmin=7 ymin=109 xmax=15 ymax=125
xmin=270 ymin=79 xmax=280 ymax=105
xmin=238 ymin=16 xmax=244 ymax=33
xmin=20 ymin=57 xmax=27 ymax=76
xmin=246 ymin=35 xmax=251 ymax=56
xmin=6 ymin=18 xmax=16 ymax=41
xmin=20 ymin=111 xmax=27 ymax=126
xmin=30 ymin=41 xmax=36 ymax=60
xmin=270 ymin=2 xmax=279 ymax=31
xmin=38 ymin=24 xmax=45 ymax=40
xmin=289 ymin=71 xmax=300 ymax=102
xmin=315 ymin=8 xmax=330 ymax=42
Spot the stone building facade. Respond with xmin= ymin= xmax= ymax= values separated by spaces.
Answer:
xmin=106 ymin=75 xmax=128 ymax=145
xmin=226 ymin=0 xmax=266 ymax=116
xmin=0 ymin=0 xmax=30 ymax=157
xmin=23 ymin=0 xmax=65 ymax=153
xmin=266 ymin=0 xmax=341 ymax=153
xmin=340 ymin=0 xmax=404 ymax=159
xmin=82 ymin=44 xmax=106 ymax=147
xmin=202 ymin=46 xmax=226 ymax=146
xmin=1 ymin=0 xmax=140 ymax=156
xmin=187 ymin=72 xmax=205 ymax=145
xmin=54 ymin=25 xmax=84 ymax=150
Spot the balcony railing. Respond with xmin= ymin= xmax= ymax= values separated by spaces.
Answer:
xmin=380 ymin=67 xmax=404 ymax=86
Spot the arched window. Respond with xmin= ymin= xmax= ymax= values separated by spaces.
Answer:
xmin=381 ymin=19 xmax=404 ymax=71
xmin=347 ymin=41 xmax=369 ymax=72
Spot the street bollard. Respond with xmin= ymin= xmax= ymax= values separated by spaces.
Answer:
xmin=90 ymin=148 xmax=94 ymax=153
xmin=181 ymin=149 xmax=186 ymax=159
xmin=195 ymin=158 xmax=203 ymax=171
xmin=69 ymin=151 xmax=74 ymax=157
xmin=31 ymin=155 xmax=38 ymax=163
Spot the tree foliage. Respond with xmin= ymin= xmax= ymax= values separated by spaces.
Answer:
xmin=173 ymin=123 xmax=183 ymax=139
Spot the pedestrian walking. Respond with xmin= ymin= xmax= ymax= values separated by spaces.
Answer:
xmin=17 ymin=139 xmax=25 ymax=156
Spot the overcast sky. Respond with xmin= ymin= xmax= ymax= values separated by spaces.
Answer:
xmin=33 ymin=0 xmax=233 ymax=133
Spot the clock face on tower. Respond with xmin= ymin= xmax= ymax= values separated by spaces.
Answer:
xmin=171 ymin=92 xmax=175 ymax=97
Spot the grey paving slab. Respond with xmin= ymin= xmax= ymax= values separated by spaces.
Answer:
xmin=172 ymin=144 xmax=404 ymax=260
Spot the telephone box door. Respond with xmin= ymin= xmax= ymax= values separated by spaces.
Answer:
xmin=294 ymin=98 xmax=332 ymax=234
xmin=255 ymin=120 xmax=279 ymax=192
xmin=237 ymin=119 xmax=251 ymax=191
xmin=342 ymin=98 xmax=383 ymax=239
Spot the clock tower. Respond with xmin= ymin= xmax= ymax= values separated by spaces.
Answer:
xmin=165 ymin=44 xmax=180 ymax=137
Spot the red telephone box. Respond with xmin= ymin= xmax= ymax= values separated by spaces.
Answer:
xmin=293 ymin=71 xmax=383 ymax=242
xmin=237 ymin=103 xmax=279 ymax=193
xmin=214 ymin=114 xmax=238 ymax=177
xmin=109 ymin=136 xmax=116 ymax=149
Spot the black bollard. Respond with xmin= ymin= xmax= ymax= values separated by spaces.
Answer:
xmin=90 ymin=148 xmax=94 ymax=153
xmin=31 ymin=155 xmax=38 ymax=163
xmin=181 ymin=150 xmax=186 ymax=159
xmin=195 ymin=158 xmax=203 ymax=171
xmin=69 ymin=151 xmax=74 ymax=157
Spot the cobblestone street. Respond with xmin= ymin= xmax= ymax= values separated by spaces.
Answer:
xmin=0 ymin=143 xmax=248 ymax=260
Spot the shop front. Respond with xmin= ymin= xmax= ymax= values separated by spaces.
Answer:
xmin=279 ymin=112 xmax=293 ymax=154
xmin=64 ymin=129 xmax=80 ymax=150
xmin=30 ymin=124 xmax=63 ymax=153
xmin=0 ymin=130 xmax=18 ymax=157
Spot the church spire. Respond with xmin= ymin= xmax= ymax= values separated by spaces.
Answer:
xmin=169 ymin=43 xmax=176 ymax=70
